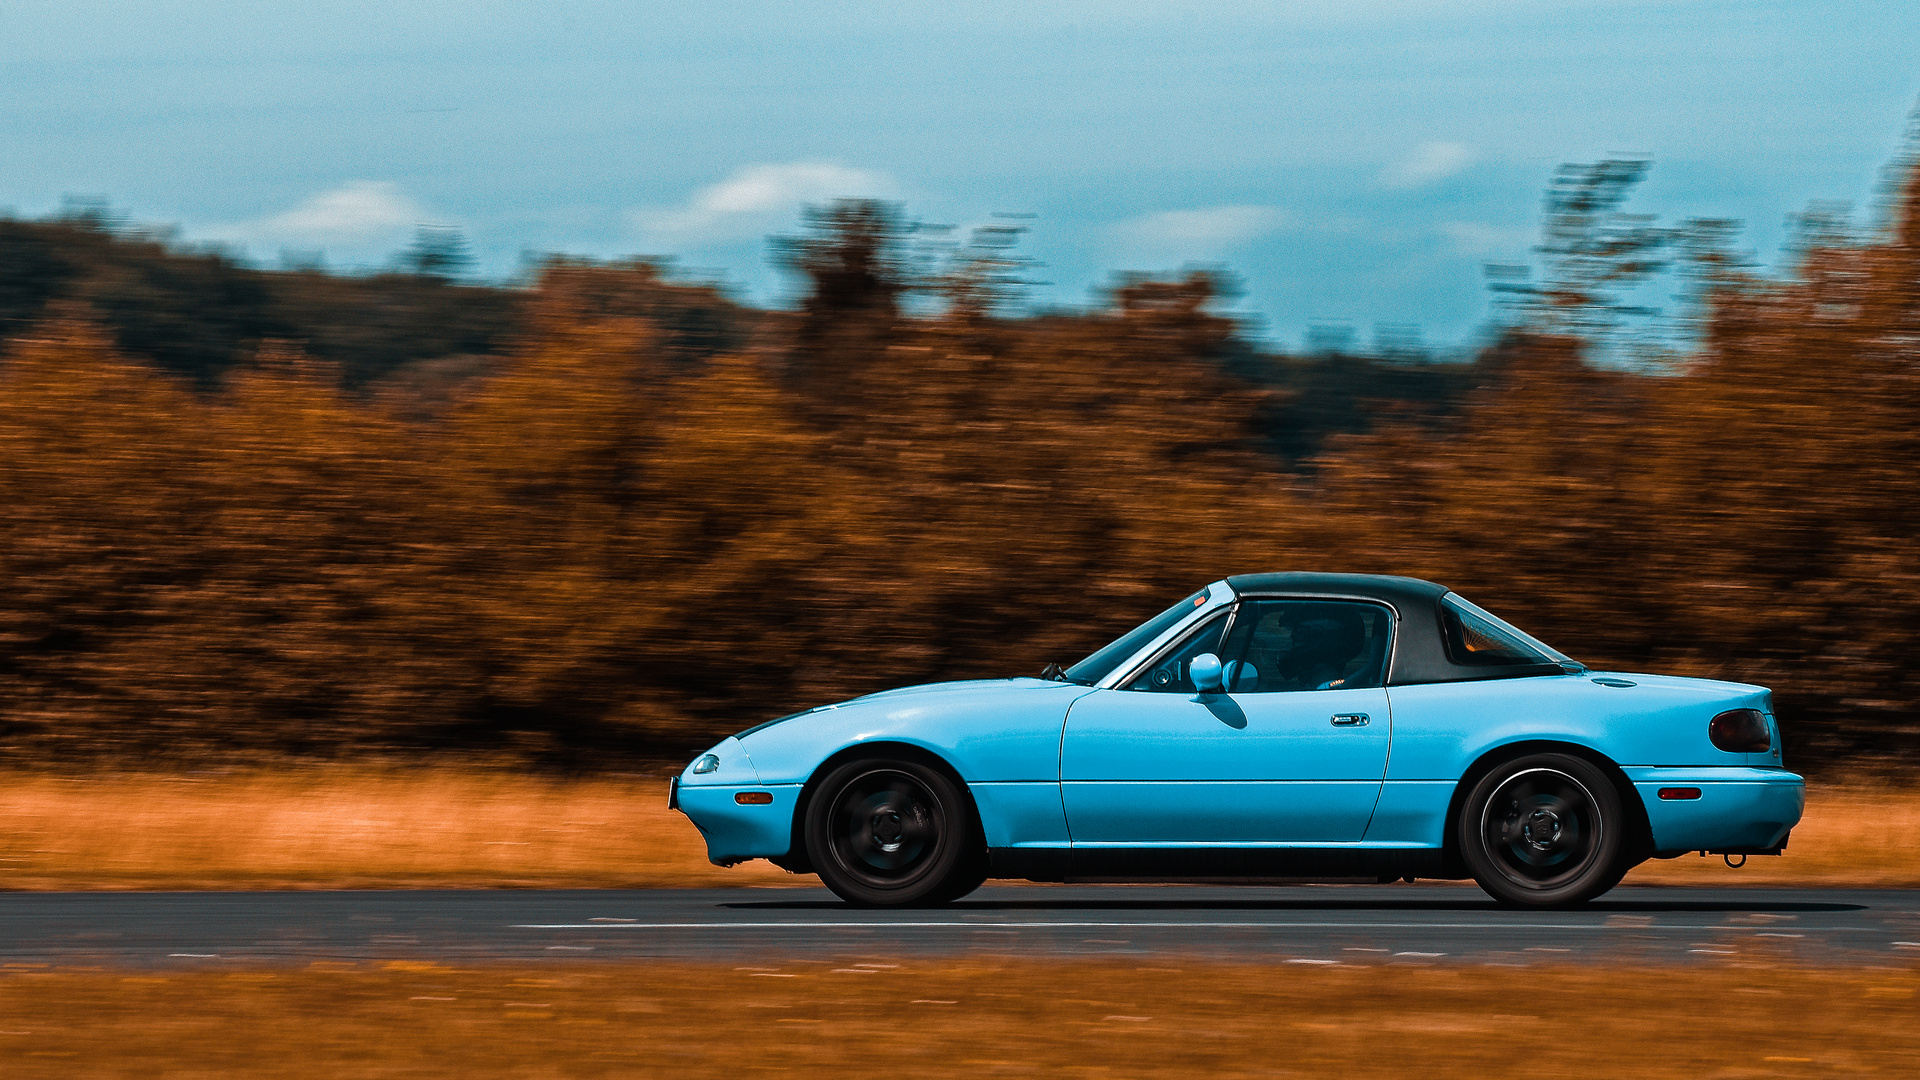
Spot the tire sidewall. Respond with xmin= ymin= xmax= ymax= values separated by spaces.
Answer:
xmin=1459 ymin=751 xmax=1626 ymax=908
xmin=805 ymin=757 xmax=975 ymax=907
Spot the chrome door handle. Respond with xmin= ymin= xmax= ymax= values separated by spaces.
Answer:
xmin=1330 ymin=713 xmax=1370 ymax=727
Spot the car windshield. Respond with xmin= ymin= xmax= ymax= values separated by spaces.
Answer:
xmin=1439 ymin=593 xmax=1573 ymax=667
xmin=1063 ymin=589 xmax=1211 ymax=684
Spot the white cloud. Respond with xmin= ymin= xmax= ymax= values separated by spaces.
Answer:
xmin=1381 ymin=141 xmax=1475 ymax=189
xmin=631 ymin=162 xmax=894 ymax=245
xmin=214 ymin=181 xmax=424 ymax=247
xmin=1112 ymin=204 xmax=1288 ymax=250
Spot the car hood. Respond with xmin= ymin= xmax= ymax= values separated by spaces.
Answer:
xmin=732 ymin=676 xmax=1089 ymax=784
xmin=846 ymin=676 xmax=1060 ymax=705
xmin=737 ymin=677 xmax=1061 ymax=738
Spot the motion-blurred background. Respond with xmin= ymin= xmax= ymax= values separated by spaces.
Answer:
xmin=2 ymin=3 xmax=1918 ymax=776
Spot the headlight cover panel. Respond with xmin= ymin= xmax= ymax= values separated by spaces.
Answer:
xmin=678 ymin=736 xmax=761 ymax=787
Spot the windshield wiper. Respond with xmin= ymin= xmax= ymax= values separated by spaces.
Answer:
xmin=1039 ymin=663 xmax=1088 ymax=684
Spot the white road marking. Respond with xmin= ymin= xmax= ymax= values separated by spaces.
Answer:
xmin=510 ymin=920 xmax=1840 ymax=932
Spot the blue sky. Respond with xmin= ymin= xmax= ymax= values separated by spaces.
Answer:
xmin=4 ymin=0 xmax=1916 ymax=350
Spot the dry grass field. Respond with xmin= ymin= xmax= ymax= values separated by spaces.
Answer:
xmin=0 ymin=768 xmax=1911 ymax=891
xmin=1623 ymin=782 xmax=1919 ymax=889
xmin=0 ymin=769 xmax=795 ymax=891
xmin=0 ymin=959 xmax=1914 ymax=1077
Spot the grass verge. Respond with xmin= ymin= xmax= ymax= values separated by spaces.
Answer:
xmin=1612 ymin=781 xmax=1911 ymax=889
xmin=0 ymin=769 xmax=1910 ymax=890
xmin=1 ymin=959 xmax=1915 ymax=1077
xmin=0 ymin=769 xmax=793 ymax=890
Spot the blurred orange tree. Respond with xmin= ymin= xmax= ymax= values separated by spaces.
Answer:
xmin=1 ymin=147 xmax=1916 ymax=769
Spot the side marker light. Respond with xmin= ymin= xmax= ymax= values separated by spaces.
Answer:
xmin=1657 ymin=787 xmax=1702 ymax=801
xmin=735 ymin=791 xmax=774 ymax=805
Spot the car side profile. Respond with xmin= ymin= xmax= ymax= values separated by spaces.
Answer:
xmin=671 ymin=573 xmax=1805 ymax=908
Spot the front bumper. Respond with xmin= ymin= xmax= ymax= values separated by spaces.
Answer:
xmin=1626 ymin=767 xmax=1805 ymax=854
xmin=675 ymin=783 xmax=802 ymax=865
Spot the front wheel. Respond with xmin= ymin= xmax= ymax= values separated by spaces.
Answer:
xmin=1459 ymin=753 xmax=1628 ymax=908
xmin=804 ymin=758 xmax=985 ymax=907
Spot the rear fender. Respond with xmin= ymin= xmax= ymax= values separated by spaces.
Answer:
xmin=1438 ymin=740 xmax=1651 ymax=877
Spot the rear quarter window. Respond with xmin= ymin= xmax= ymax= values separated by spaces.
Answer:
xmin=1439 ymin=594 xmax=1562 ymax=667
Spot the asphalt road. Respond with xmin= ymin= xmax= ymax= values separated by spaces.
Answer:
xmin=2 ymin=886 xmax=1916 ymax=968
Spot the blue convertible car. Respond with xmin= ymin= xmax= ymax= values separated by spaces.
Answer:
xmin=671 ymin=573 xmax=1805 ymax=907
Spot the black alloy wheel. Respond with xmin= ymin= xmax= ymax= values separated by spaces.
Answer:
xmin=804 ymin=757 xmax=987 ymax=907
xmin=1459 ymin=752 xmax=1628 ymax=908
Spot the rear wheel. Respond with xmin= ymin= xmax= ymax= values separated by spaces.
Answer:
xmin=805 ymin=757 xmax=984 ymax=907
xmin=1459 ymin=753 xmax=1627 ymax=908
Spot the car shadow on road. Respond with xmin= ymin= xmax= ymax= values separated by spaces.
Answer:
xmin=723 ymin=893 xmax=1868 ymax=914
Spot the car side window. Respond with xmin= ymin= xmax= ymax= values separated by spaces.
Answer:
xmin=1124 ymin=611 xmax=1230 ymax=692
xmin=1438 ymin=593 xmax=1559 ymax=666
xmin=1217 ymin=600 xmax=1392 ymax=692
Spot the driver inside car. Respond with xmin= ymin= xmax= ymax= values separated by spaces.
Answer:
xmin=1239 ymin=607 xmax=1370 ymax=692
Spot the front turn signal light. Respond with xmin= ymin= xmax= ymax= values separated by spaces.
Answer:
xmin=1709 ymin=709 xmax=1771 ymax=753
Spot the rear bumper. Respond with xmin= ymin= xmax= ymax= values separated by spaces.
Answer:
xmin=1625 ymin=767 xmax=1805 ymax=854
xmin=676 ymin=783 xmax=801 ymax=865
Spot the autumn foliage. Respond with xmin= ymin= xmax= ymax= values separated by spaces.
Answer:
xmin=1 ymin=151 xmax=1917 ymax=769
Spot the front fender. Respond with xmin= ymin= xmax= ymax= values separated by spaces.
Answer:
xmin=672 ymin=678 xmax=1092 ymax=864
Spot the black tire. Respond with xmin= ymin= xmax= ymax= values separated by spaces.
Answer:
xmin=804 ymin=757 xmax=984 ymax=907
xmin=932 ymin=846 xmax=991 ymax=904
xmin=1459 ymin=752 xmax=1627 ymax=908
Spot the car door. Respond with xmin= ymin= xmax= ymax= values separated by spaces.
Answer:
xmin=1060 ymin=598 xmax=1394 ymax=844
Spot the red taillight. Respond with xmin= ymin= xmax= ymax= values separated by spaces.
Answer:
xmin=1709 ymin=709 xmax=1771 ymax=753
xmin=1657 ymin=787 xmax=1702 ymax=801
xmin=734 ymin=791 xmax=774 ymax=805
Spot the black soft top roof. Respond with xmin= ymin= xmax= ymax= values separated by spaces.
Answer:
xmin=1223 ymin=572 xmax=1567 ymax=686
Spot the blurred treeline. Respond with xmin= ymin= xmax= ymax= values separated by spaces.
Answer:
xmin=2 ymin=148 xmax=1917 ymax=772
